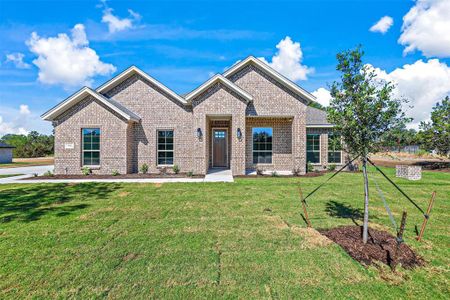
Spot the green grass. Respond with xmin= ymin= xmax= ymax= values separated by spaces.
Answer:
xmin=0 ymin=167 xmax=448 ymax=299
xmin=0 ymin=174 xmax=22 ymax=179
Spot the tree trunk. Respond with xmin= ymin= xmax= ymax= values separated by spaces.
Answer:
xmin=362 ymin=157 xmax=370 ymax=244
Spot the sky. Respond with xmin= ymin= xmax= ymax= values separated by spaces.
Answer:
xmin=0 ymin=0 xmax=449 ymax=135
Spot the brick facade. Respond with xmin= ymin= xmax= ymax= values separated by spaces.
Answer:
xmin=50 ymin=61 xmax=338 ymax=176
xmin=53 ymin=96 xmax=130 ymax=175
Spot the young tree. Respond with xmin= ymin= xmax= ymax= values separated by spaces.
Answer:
xmin=418 ymin=97 xmax=450 ymax=157
xmin=327 ymin=46 xmax=408 ymax=243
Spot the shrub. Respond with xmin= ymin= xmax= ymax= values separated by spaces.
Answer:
xmin=140 ymin=163 xmax=149 ymax=174
xmin=271 ymin=171 xmax=279 ymax=177
xmin=256 ymin=167 xmax=265 ymax=176
xmin=33 ymin=173 xmax=38 ymax=177
xmin=328 ymin=164 xmax=336 ymax=171
xmin=187 ymin=171 xmax=194 ymax=177
xmin=43 ymin=170 xmax=54 ymax=177
xmin=417 ymin=149 xmax=428 ymax=157
xmin=306 ymin=161 xmax=314 ymax=173
xmin=172 ymin=164 xmax=180 ymax=174
xmin=112 ymin=170 xmax=120 ymax=176
xmin=292 ymin=167 xmax=301 ymax=176
xmin=81 ymin=166 xmax=91 ymax=176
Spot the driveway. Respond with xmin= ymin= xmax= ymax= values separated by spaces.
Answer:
xmin=0 ymin=165 xmax=54 ymax=184
xmin=0 ymin=165 xmax=54 ymax=176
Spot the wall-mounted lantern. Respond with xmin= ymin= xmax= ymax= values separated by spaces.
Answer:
xmin=196 ymin=128 xmax=202 ymax=138
xmin=237 ymin=128 xmax=242 ymax=140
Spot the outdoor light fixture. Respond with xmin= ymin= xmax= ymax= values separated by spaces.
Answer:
xmin=237 ymin=128 xmax=242 ymax=139
xmin=196 ymin=128 xmax=202 ymax=138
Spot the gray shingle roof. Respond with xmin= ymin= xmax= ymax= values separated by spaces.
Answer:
xmin=306 ymin=106 xmax=332 ymax=126
xmin=0 ymin=142 xmax=15 ymax=148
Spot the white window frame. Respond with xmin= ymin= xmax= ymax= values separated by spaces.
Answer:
xmin=306 ymin=134 xmax=321 ymax=165
xmin=252 ymin=127 xmax=273 ymax=165
xmin=157 ymin=129 xmax=174 ymax=166
xmin=82 ymin=128 xmax=101 ymax=167
xmin=328 ymin=134 xmax=343 ymax=164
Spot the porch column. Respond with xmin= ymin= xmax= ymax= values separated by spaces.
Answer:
xmin=192 ymin=114 xmax=207 ymax=175
xmin=292 ymin=112 xmax=307 ymax=174
xmin=231 ymin=115 xmax=246 ymax=175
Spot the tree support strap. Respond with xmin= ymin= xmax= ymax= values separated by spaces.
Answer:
xmin=303 ymin=155 xmax=360 ymax=204
xmin=366 ymin=158 xmax=427 ymax=217
xmin=372 ymin=177 xmax=398 ymax=233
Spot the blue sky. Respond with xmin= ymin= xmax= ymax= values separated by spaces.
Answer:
xmin=1 ymin=0 xmax=449 ymax=134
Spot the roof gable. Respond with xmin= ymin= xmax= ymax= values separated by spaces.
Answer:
xmin=96 ymin=66 xmax=188 ymax=105
xmin=41 ymin=87 xmax=141 ymax=122
xmin=306 ymin=106 xmax=333 ymax=127
xmin=185 ymin=74 xmax=253 ymax=103
xmin=0 ymin=142 xmax=15 ymax=148
xmin=223 ymin=56 xmax=316 ymax=104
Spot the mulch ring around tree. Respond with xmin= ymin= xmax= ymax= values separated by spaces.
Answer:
xmin=319 ymin=226 xmax=424 ymax=269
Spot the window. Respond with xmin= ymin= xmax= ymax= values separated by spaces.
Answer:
xmin=253 ymin=127 xmax=272 ymax=164
xmin=328 ymin=134 xmax=342 ymax=164
xmin=82 ymin=128 xmax=100 ymax=166
xmin=157 ymin=130 xmax=174 ymax=165
xmin=306 ymin=134 xmax=320 ymax=164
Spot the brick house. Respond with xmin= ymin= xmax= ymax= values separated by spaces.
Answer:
xmin=42 ymin=56 xmax=344 ymax=175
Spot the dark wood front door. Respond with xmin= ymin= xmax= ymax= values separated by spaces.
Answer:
xmin=212 ymin=129 xmax=227 ymax=167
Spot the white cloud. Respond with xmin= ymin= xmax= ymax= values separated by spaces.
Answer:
xmin=0 ymin=105 xmax=33 ymax=136
xmin=26 ymin=24 xmax=116 ymax=86
xmin=367 ymin=59 xmax=450 ymax=128
xmin=399 ymin=0 xmax=450 ymax=57
xmin=101 ymin=4 xmax=141 ymax=33
xmin=0 ymin=116 xmax=28 ymax=135
xmin=312 ymin=87 xmax=332 ymax=107
xmin=369 ymin=16 xmax=394 ymax=34
xmin=259 ymin=36 xmax=313 ymax=81
xmin=19 ymin=104 xmax=31 ymax=115
xmin=5 ymin=52 xmax=31 ymax=69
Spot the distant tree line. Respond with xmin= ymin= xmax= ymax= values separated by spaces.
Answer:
xmin=377 ymin=97 xmax=449 ymax=157
xmin=0 ymin=131 xmax=54 ymax=158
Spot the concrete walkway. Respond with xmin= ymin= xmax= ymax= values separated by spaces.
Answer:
xmin=204 ymin=168 xmax=234 ymax=182
xmin=0 ymin=166 xmax=234 ymax=184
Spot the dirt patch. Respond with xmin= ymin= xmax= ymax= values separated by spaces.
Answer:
xmin=371 ymin=154 xmax=450 ymax=172
xmin=154 ymin=183 xmax=163 ymax=188
xmin=291 ymin=226 xmax=333 ymax=249
xmin=23 ymin=173 xmax=204 ymax=180
xmin=123 ymin=253 xmax=140 ymax=262
xmin=320 ymin=226 xmax=424 ymax=269
xmin=118 ymin=191 xmax=130 ymax=197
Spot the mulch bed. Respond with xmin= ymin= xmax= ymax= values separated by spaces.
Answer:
xmin=234 ymin=172 xmax=325 ymax=178
xmin=320 ymin=226 xmax=424 ymax=269
xmin=23 ymin=173 xmax=204 ymax=180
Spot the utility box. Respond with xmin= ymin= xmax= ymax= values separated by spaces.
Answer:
xmin=396 ymin=165 xmax=422 ymax=180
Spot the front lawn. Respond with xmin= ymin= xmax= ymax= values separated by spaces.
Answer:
xmin=0 ymin=168 xmax=448 ymax=298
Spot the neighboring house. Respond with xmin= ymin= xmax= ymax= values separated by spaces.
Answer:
xmin=42 ymin=56 xmax=344 ymax=175
xmin=0 ymin=142 xmax=15 ymax=164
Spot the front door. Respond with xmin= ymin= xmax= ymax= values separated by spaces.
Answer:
xmin=212 ymin=129 xmax=227 ymax=167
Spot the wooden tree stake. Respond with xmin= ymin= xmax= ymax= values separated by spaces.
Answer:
xmin=397 ymin=211 xmax=407 ymax=242
xmin=299 ymin=187 xmax=312 ymax=228
xmin=417 ymin=191 xmax=436 ymax=242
